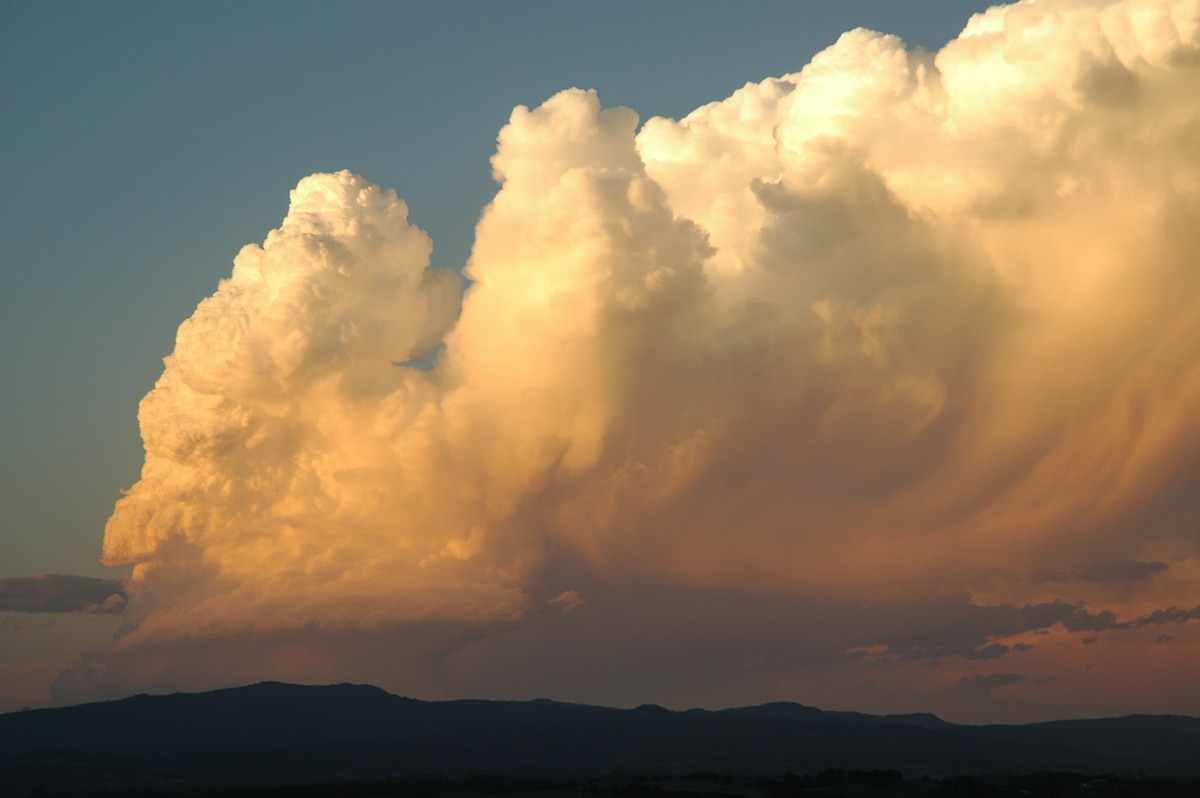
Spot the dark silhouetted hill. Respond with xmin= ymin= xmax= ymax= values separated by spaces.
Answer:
xmin=0 ymin=681 xmax=1197 ymax=795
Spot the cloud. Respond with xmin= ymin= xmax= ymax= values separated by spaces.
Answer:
xmin=954 ymin=672 xmax=1026 ymax=693
xmin=866 ymin=601 xmax=1075 ymax=659
xmin=845 ymin=598 xmax=1174 ymax=662
xmin=0 ymin=575 xmax=125 ymax=614
xmin=1056 ymin=603 xmax=1200 ymax=632
xmin=1032 ymin=561 xmax=1169 ymax=584
xmin=854 ymin=598 xmax=1200 ymax=664
xmin=547 ymin=590 xmax=585 ymax=612
xmin=962 ymin=643 xmax=1011 ymax=660
xmin=58 ymin=0 xmax=1200 ymax=723
xmin=1123 ymin=604 xmax=1200 ymax=628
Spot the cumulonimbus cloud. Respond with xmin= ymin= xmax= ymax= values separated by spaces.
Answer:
xmin=57 ymin=0 xmax=1200 ymax=722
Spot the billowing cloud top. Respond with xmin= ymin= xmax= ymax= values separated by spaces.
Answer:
xmin=65 ymin=0 xmax=1200 ymax=723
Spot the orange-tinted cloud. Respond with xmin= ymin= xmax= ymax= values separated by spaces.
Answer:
xmin=61 ymin=0 xmax=1200 ymax=723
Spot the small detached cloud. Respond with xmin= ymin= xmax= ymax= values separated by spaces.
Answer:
xmin=1064 ymin=603 xmax=1200 ymax=632
xmin=1031 ymin=561 xmax=1169 ymax=584
xmin=954 ymin=673 xmax=1026 ymax=693
xmin=1124 ymin=605 xmax=1200 ymax=628
xmin=548 ymin=590 xmax=585 ymax=612
xmin=962 ymin=642 xmax=1011 ymax=660
xmin=863 ymin=600 xmax=1089 ymax=661
xmin=0 ymin=575 xmax=126 ymax=614
xmin=856 ymin=599 xmax=1200 ymax=663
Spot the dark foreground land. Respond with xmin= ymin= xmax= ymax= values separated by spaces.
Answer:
xmin=2 ymin=683 xmax=1198 ymax=796
xmin=10 ymin=769 xmax=1200 ymax=798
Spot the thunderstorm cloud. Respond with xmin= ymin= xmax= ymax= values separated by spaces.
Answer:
xmin=57 ymin=0 xmax=1200 ymax=723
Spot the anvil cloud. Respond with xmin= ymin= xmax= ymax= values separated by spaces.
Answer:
xmin=60 ymin=0 xmax=1200 ymax=723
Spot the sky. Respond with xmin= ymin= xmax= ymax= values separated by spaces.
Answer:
xmin=1 ymin=0 xmax=1199 ymax=724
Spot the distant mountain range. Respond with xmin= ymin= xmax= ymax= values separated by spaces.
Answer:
xmin=1 ymin=681 xmax=1198 ymax=795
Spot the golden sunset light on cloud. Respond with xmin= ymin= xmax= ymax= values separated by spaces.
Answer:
xmin=47 ymin=0 xmax=1200 ymax=723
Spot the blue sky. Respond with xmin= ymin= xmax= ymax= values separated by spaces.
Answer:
xmin=1 ymin=0 xmax=988 ymax=583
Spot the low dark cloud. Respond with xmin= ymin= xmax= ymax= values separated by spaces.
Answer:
xmin=954 ymin=672 xmax=1026 ymax=692
xmin=870 ymin=600 xmax=1081 ymax=661
xmin=1125 ymin=605 xmax=1200 ymax=628
xmin=962 ymin=642 xmax=1010 ymax=660
xmin=1061 ymin=608 xmax=1118 ymax=633
xmin=0 ymin=575 xmax=125 ymax=614
xmin=1063 ymin=603 xmax=1200 ymax=632
xmin=861 ymin=599 xmax=1200 ymax=663
xmin=1031 ymin=561 xmax=1169 ymax=584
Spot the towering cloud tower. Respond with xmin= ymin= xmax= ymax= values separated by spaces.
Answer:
xmin=70 ymin=0 xmax=1200 ymax=723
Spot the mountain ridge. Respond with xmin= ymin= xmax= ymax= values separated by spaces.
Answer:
xmin=1 ymin=681 xmax=1198 ymax=795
